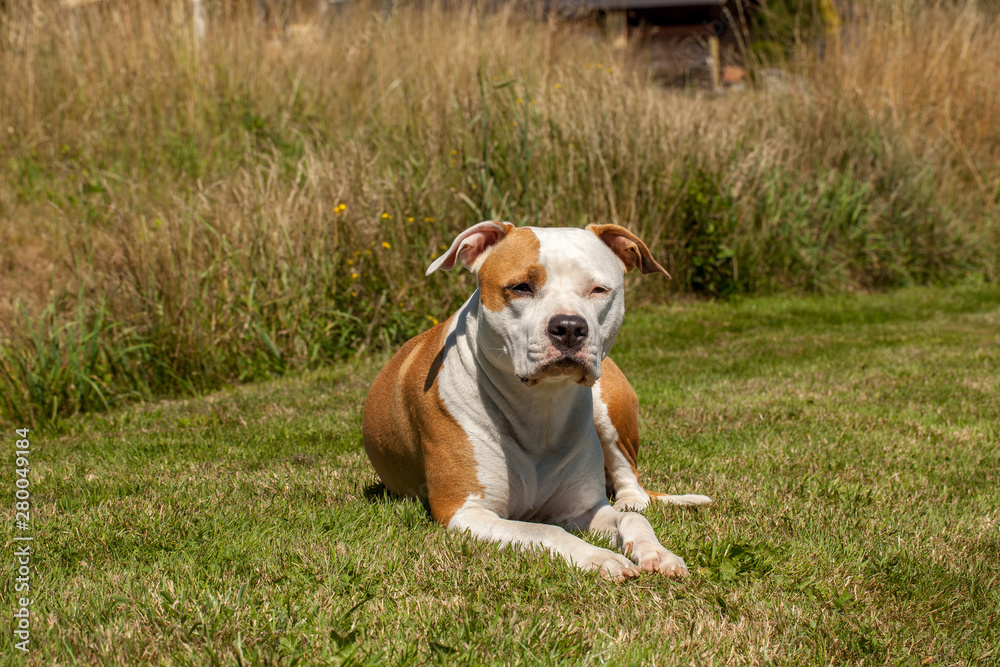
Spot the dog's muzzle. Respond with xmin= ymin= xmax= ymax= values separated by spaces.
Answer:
xmin=516 ymin=315 xmax=598 ymax=387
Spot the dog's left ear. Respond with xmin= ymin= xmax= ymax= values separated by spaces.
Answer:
xmin=426 ymin=221 xmax=515 ymax=275
xmin=587 ymin=224 xmax=671 ymax=278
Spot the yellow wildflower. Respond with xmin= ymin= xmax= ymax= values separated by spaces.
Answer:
xmin=407 ymin=217 xmax=415 ymax=222
xmin=351 ymin=272 xmax=358 ymax=279
xmin=382 ymin=242 xmax=392 ymax=249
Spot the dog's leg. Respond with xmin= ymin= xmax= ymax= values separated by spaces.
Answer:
xmin=448 ymin=506 xmax=642 ymax=581
xmin=602 ymin=445 xmax=652 ymax=510
xmin=595 ymin=360 xmax=712 ymax=510
xmin=572 ymin=504 xmax=689 ymax=578
xmin=593 ymin=361 xmax=652 ymax=510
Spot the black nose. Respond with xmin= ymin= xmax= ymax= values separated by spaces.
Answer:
xmin=547 ymin=315 xmax=589 ymax=350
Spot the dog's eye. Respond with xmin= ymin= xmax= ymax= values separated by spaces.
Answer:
xmin=508 ymin=282 xmax=533 ymax=295
xmin=590 ymin=286 xmax=610 ymax=296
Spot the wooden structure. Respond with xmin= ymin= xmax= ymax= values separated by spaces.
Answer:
xmin=558 ymin=0 xmax=742 ymax=88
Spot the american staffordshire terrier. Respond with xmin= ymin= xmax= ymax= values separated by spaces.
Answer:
xmin=362 ymin=222 xmax=711 ymax=580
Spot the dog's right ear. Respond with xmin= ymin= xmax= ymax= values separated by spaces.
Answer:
xmin=586 ymin=223 xmax=671 ymax=278
xmin=426 ymin=221 xmax=514 ymax=275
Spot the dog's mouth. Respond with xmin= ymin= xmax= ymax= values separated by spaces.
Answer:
xmin=517 ymin=357 xmax=595 ymax=388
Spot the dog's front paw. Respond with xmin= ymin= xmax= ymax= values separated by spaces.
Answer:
xmin=625 ymin=541 xmax=689 ymax=578
xmin=577 ymin=548 xmax=642 ymax=582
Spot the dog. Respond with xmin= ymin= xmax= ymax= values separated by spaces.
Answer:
xmin=362 ymin=222 xmax=711 ymax=580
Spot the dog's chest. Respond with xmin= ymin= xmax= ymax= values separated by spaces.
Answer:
xmin=430 ymin=302 xmax=610 ymax=521
xmin=497 ymin=429 xmax=605 ymax=521
xmin=443 ymin=377 xmax=605 ymax=520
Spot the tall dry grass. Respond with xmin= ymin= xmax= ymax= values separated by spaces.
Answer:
xmin=815 ymin=0 xmax=1000 ymax=211
xmin=0 ymin=0 xmax=997 ymax=425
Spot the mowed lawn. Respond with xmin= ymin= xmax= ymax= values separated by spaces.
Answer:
xmin=3 ymin=287 xmax=999 ymax=665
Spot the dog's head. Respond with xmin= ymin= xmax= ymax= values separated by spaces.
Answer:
xmin=427 ymin=222 xmax=669 ymax=387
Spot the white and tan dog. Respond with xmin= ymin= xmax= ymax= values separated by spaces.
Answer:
xmin=362 ymin=222 xmax=711 ymax=580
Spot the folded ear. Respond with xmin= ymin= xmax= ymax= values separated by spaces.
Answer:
xmin=426 ymin=221 xmax=515 ymax=275
xmin=586 ymin=224 xmax=671 ymax=278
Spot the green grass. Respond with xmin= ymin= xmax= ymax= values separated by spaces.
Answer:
xmin=2 ymin=286 xmax=998 ymax=665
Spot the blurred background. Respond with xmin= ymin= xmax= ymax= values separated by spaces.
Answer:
xmin=1 ymin=0 xmax=997 ymax=425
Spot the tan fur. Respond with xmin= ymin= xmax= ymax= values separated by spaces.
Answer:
xmin=362 ymin=316 xmax=484 ymax=525
xmin=477 ymin=227 xmax=548 ymax=312
xmin=598 ymin=357 xmax=674 ymax=503
xmin=598 ymin=357 xmax=643 ymax=480
xmin=586 ymin=224 xmax=671 ymax=277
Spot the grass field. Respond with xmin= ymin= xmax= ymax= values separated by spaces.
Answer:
xmin=2 ymin=286 xmax=997 ymax=665
xmin=1 ymin=0 xmax=998 ymax=661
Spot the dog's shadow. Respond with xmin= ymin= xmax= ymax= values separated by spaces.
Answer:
xmin=362 ymin=481 xmax=392 ymax=503
xmin=363 ymin=482 xmax=433 ymax=519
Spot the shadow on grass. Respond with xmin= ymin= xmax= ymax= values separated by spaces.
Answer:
xmin=363 ymin=481 xmax=392 ymax=503
xmin=363 ymin=481 xmax=434 ymax=518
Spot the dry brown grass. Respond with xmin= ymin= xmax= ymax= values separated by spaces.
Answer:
xmin=0 ymin=0 xmax=997 ymax=424
xmin=815 ymin=0 xmax=1000 ymax=207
